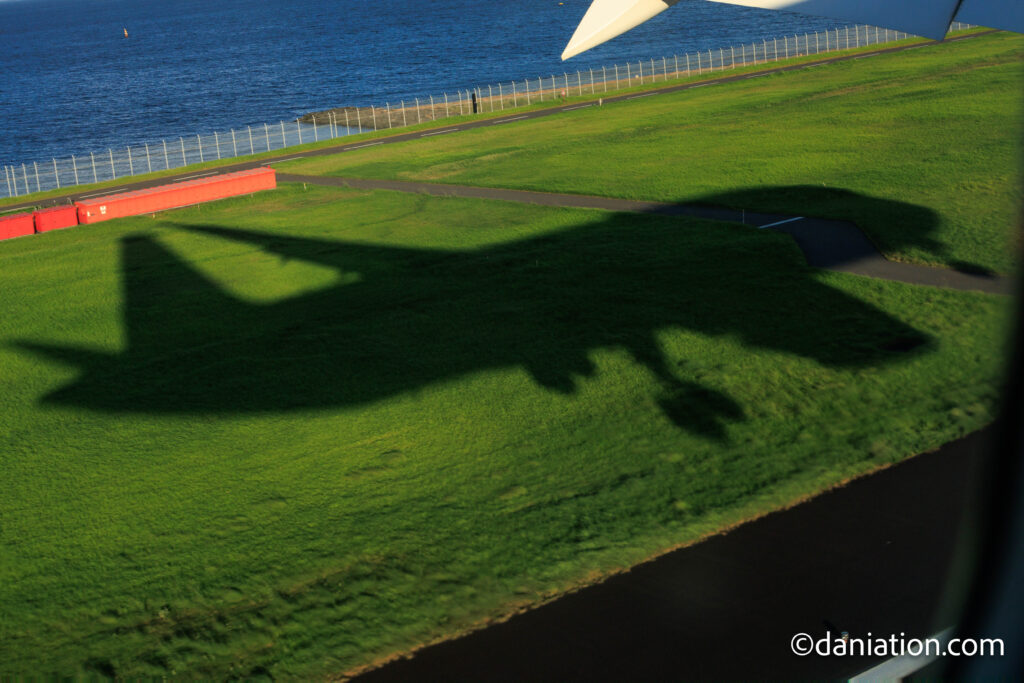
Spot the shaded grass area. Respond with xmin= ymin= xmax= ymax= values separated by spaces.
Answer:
xmin=282 ymin=32 xmax=1024 ymax=274
xmin=0 ymin=184 xmax=1010 ymax=677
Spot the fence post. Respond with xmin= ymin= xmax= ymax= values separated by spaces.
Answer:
xmin=180 ymin=137 xmax=187 ymax=166
xmin=162 ymin=140 xmax=169 ymax=170
xmin=213 ymin=132 xmax=220 ymax=159
xmin=487 ymin=85 xmax=493 ymax=111
xmin=296 ymin=119 xmax=302 ymax=145
xmin=231 ymin=130 xmax=238 ymax=157
xmin=127 ymin=146 xmax=135 ymax=175
xmin=145 ymin=144 xmax=152 ymax=172
xmin=313 ymin=116 xmax=319 ymax=141
xmin=53 ymin=158 xmax=60 ymax=188
xmin=414 ymin=98 xmax=420 ymax=124
xmin=107 ymin=150 xmax=115 ymax=180
xmin=345 ymin=110 xmax=351 ymax=133
xmin=444 ymin=93 xmax=450 ymax=117
xmin=197 ymin=134 xmax=204 ymax=163
xmin=72 ymin=155 xmax=80 ymax=185
xmin=247 ymin=126 xmax=254 ymax=155
xmin=4 ymin=165 xmax=11 ymax=197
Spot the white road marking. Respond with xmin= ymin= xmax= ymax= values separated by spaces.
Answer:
xmin=420 ymin=128 xmax=459 ymax=136
xmin=563 ymin=105 xmax=593 ymax=111
xmin=347 ymin=141 xmax=385 ymax=149
xmin=491 ymin=116 xmax=530 ymax=124
xmin=626 ymin=92 xmax=658 ymax=99
xmin=758 ymin=216 xmax=804 ymax=229
xmin=76 ymin=191 xmax=114 ymax=199
xmin=267 ymin=157 xmax=304 ymax=164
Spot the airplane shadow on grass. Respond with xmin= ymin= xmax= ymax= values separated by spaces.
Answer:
xmin=16 ymin=188 xmax=937 ymax=440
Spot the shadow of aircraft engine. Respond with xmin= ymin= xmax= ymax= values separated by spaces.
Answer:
xmin=15 ymin=209 xmax=929 ymax=439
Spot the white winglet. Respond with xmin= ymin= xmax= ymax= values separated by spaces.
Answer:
xmin=562 ymin=0 xmax=681 ymax=61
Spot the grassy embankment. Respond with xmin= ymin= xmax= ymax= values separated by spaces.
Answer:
xmin=0 ymin=181 xmax=1011 ymax=677
xmin=0 ymin=29 xmax=953 ymax=212
xmin=1 ymin=29 xmax=1018 ymax=679
xmin=282 ymin=30 xmax=1023 ymax=274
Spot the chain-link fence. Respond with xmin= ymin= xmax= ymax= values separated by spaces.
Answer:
xmin=2 ymin=22 xmax=974 ymax=201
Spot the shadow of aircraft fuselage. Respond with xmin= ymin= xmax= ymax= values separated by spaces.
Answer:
xmin=16 ymin=197 xmax=930 ymax=440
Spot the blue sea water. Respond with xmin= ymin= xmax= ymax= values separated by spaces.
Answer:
xmin=0 ymin=0 xmax=843 ymax=165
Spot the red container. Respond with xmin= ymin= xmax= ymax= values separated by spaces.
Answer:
xmin=76 ymin=167 xmax=277 ymax=224
xmin=0 ymin=212 xmax=35 ymax=241
xmin=33 ymin=205 xmax=79 ymax=233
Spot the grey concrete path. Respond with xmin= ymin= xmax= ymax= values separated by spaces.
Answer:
xmin=279 ymin=173 xmax=1013 ymax=295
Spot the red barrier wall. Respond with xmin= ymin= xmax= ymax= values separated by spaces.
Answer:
xmin=76 ymin=167 xmax=277 ymax=224
xmin=0 ymin=213 xmax=35 ymax=241
xmin=33 ymin=205 xmax=79 ymax=233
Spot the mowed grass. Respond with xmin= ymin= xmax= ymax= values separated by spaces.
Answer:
xmin=282 ymin=32 xmax=1024 ymax=274
xmin=0 ymin=183 xmax=1010 ymax=677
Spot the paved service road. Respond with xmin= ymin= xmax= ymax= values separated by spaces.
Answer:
xmin=279 ymin=173 xmax=1013 ymax=295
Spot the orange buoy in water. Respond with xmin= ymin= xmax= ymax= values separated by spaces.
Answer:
xmin=123 ymin=27 xmax=128 ymax=38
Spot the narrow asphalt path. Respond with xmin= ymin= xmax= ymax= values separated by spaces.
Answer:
xmin=279 ymin=173 xmax=1012 ymax=295
xmin=354 ymin=429 xmax=994 ymax=681
xmin=1 ymin=31 xmax=995 ymax=215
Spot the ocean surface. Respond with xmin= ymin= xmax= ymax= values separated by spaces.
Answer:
xmin=0 ymin=0 xmax=843 ymax=165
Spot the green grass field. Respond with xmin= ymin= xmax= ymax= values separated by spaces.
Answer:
xmin=0 ymin=182 xmax=1011 ymax=677
xmin=282 ymin=31 xmax=1024 ymax=275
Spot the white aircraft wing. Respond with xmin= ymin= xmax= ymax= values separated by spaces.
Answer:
xmin=562 ymin=0 xmax=1017 ymax=60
